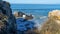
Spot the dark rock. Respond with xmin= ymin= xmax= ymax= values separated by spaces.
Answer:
xmin=14 ymin=11 xmax=33 ymax=20
xmin=0 ymin=1 xmax=16 ymax=34
xmin=16 ymin=18 xmax=36 ymax=34
xmin=0 ymin=0 xmax=2 ymax=2
xmin=14 ymin=11 xmax=25 ymax=18
xmin=25 ymin=14 xmax=33 ymax=20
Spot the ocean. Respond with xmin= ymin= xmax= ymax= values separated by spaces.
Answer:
xmin=11 ymin=4 xmax=60 ymax=24
xmin=11 ymin=4 xmax=60 ymax=16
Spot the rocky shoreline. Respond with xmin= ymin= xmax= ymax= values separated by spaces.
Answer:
xmin=0 ymin=0 xmax=60 ymax=34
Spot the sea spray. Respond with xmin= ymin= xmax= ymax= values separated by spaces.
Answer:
xmin=33 ymin=17 xmax=48 ymax=34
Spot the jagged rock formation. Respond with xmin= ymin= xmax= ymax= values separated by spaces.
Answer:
xmin=0 ymin=1 xmax=16 ymax=34
xmin=13 ymin=11 xmax=33 ymax=20
xmin=25 ymin=14 xmax=33 ymax=20
xmin=40 ymin=10 xmax=60 ymax=34
xmin=13 ymin=11 xmax=25 ymax=18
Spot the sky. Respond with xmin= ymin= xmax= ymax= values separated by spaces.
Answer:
xmin=3 ymin=0 xmax=60 ymax=4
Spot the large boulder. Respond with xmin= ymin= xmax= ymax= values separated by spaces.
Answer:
xmin=0 ymin=1 xmax=16 ymax=34
xmin=16 ymin=18 xmax=37 ymax=34
xmin=40 ymin=10 xmax=60 ymax=34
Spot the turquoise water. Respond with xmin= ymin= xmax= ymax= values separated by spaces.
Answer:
xmin=11 ymin=4 xmax=60 ymax=24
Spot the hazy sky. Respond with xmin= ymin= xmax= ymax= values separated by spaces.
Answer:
xmin=4 ymin=0 xmax=60 ymax=4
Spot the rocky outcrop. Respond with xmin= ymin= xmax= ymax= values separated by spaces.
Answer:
xmin=25 ymin=14 xmax=33 ymax=20
xmin=0 ymin=1 xmax=16 ymax=34
xmin=13 ymin=11 xmax=25 ymax=18
xmin=13 ymin=11 xmax=33 ymax=20
xmin=40 ymin=10 xmax=60 ymax=34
